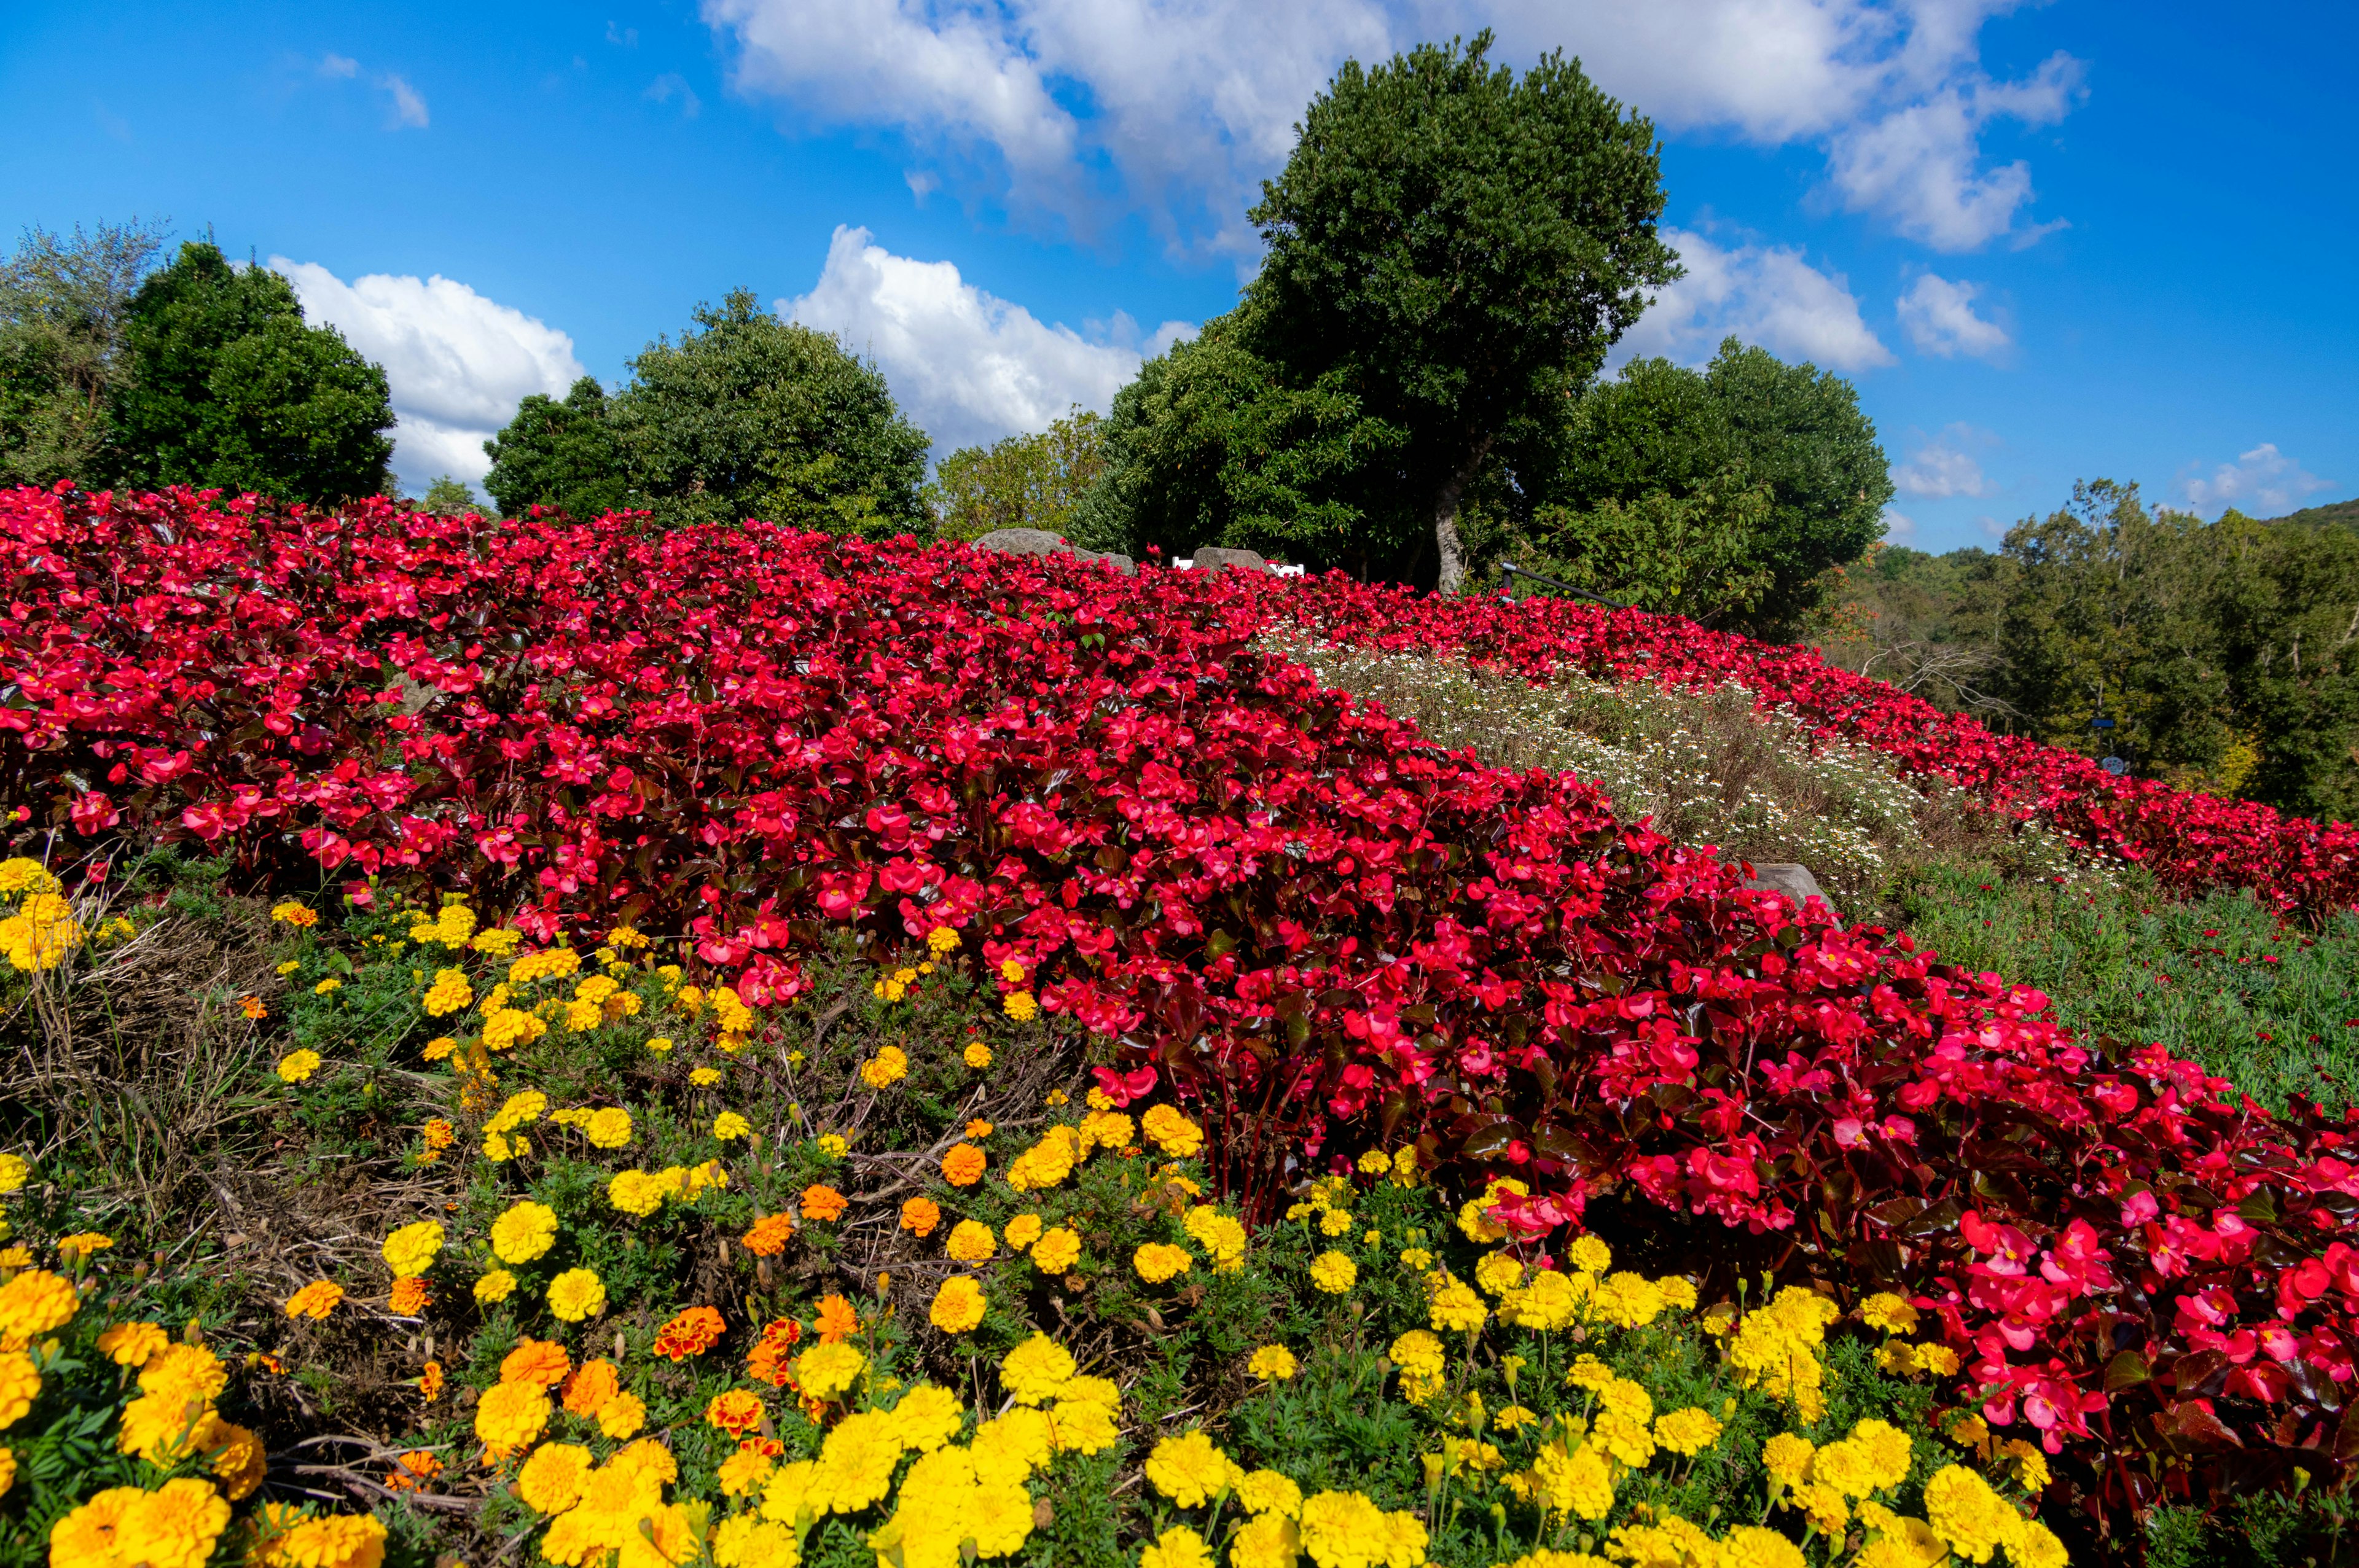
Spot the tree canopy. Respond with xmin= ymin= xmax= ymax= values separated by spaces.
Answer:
xmin=0 ymin=220 xmax=166 ymax=488
xmin=1079 ymin=34 xmax=1676 ymax=587
xmin=928 ymin=406 xmax=1108 ymax=541
xmin=482 ymin=289 xmax=929 ymax=533
xmin=108 ymin=241 xmax=394 ymax=501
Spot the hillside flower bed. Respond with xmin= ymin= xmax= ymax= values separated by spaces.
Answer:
xmin=0 ymin=888 xmax=2056 ymax=1568
xmin=4 ymin=485 xmax=2359 ymax=1560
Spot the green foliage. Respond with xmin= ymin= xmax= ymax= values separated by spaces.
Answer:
xmin=1480 ymin=477 xmax=1778 ymax=622
xmin=108 ymin=241 xmax=395 ymax=501
xmin=1892 ymin=861 xmax=2359 ymax=1111
xmin=418 ymin=474 xmax=483 ymax=515
xmin=1081 ymin=34 xmax=1675 ymax=588
xmin=0 ymin=219 xmax=166 ymax=488
xmin=928 ymin=406 xmax=1108 ymax=542
xmin=1070 ymin=316 xmax=1409 ymax=569
xmin=480 ymin=291 xmax=931 ymax=534
xmin=1521 ymin=340 xmax=1893 ymax=632
xmin=1839 ymin=483 xmax=2359 ymax=819
xmin=482 ymin=376 xmax=628 ymax=520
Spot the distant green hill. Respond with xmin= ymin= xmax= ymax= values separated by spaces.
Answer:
xmin=2262 ymin=496 xmax=2359 ymax=529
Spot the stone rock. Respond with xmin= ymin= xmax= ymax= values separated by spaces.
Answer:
xmin=1742 ymin=862 xmax=1838 ymax=918
xmin=1094 ymin=552 xmax=1136 ymax=576
xmin=972 ymin=527 xmax=1070 ymax=557
xmin=1188 ymin=546 xmax=1271 ymax=575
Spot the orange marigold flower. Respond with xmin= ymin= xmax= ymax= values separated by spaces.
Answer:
xmin=654 ymin=1305 xmax=726 ymax=1361
xmin=417 ymin=1361 xmax=445 ymax=1401
xmin=746 ymin=1318 xmax=804 ymax=1390
xmin=239 ymin=995 xmax=266 ymax=1020
xmin=389 ymin=1277 xmax=431 ymax=1316
xmin=283 ymin=1279 xmax=343 ymax=1320
xmin=385 ymin=1450 xmax=444 ymax=1493
xmin=940 ymin=1143 xmax=986 ymax=1186
xmin=499 ymin=1337 xmax=572 ymax=1388
xmin=562 ymin=1359 xmax=622 ymax=1416
xmin=800 ymin=1184 xmax=848 ymax=1223
xmin=899 ymin=1196 xmax=942 ymax=1238
xmin=741 ymin=1212 xmax=795 ymax=1257
xmin=815 ymin=1293 xmax=860 ymax=1343
xmin=706 ymin=1387 xmax=765 ymax=1437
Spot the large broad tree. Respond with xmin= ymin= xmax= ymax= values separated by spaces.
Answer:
xmin=608 ymin=289 xmax=929 ymax=532
xmin=928 ymin=405 xmax=1108 ymax=542
xmin=109 ymin=242 xmax=394 ymax=501
xmin=482 ymin=376 xmax=629 ymax=520
xmin=1242 ymin=33 xmax=1678 ymax=591
xmin=0 ymin=220 xmax=167 ymax=488
xmin=1542 ymin=340 xmax=1893 ymax=630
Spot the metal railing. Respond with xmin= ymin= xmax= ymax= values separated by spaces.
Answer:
xmin=1497 ymin=560 xmax=1630 ymax=610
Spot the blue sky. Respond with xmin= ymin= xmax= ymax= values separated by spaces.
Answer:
xmin=5 ymin=0 xmax=2353 ymax=552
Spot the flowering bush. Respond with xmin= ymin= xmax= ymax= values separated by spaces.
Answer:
xmin=6 ymin=486 xmax=2359 ymax=1549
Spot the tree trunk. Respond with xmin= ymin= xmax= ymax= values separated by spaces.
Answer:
xmin=1432 ymin=441 xmax=1492 ymax=596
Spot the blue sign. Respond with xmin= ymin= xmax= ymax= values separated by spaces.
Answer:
xmin=2101 ymin=756 xmax=2128 ymax=775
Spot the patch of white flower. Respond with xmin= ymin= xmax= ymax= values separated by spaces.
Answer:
xmin=1262 ymin=634 xmax=2111 ymax=913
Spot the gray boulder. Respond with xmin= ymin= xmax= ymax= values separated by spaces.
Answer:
xmin=1189 ymin=546 xmax=1272 ymax=576
xmin=972 ymin=528 xmax=1070 ymax=557
xmin=970 ymin=529 xmax=1135 ymax=575
xmin=1742 ymin=862 xmax=1839 ymax=919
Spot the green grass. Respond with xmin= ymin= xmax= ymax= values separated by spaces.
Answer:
xmin=1892 ymin=861 xmax=2359 ymax=1112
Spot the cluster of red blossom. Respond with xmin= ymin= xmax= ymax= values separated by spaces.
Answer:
xmin=4 ymin=484 xmax=2355 ymax=1518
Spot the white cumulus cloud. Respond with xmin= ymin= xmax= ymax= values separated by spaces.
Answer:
xmin=1617 ymin=227 xmax=1893 ymax=372
xmin=1896 ymin=273 xmax=2010 ymax=360
xmin=1892 ymin=424 xmax=1996 ymax=498
xmin=703 ymin=0 xmax=2081 ymax=253
xmin=272 ymin=260 xmax=585 ymax=493
xmin=782 ymin=225 xmax=1192 ymax=455
xmin=382 ymin=74 xmax=430 ymax=129
xmin=2181 ymin=443 xmax=2333 ymax=519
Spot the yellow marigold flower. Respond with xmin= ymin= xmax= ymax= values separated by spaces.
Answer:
xmin=945 ymin=1220 xmax=996 ymax=1263
xmin=516 ymin=1440 xmax=594 ymax=1513
xmin=645 ymin=1036 xmax=674 ymax=1054
xmin=283 ymin=1279 xmax=343 ymax=1320
xmin=1001 ymin=1335 xmax=1078 ymax=1405
xmin=275 ymin=1049 xmax=323 ymax=1083
xmin=2000 ymin=1436 xmax=2051 ymax=1494
xmin=473 ymin=1269 xmax=517 ymax=1305
xmin=1726 ymin=1526 xmax=1809 ymax=1568
xmin=1184 ymin=1206 xmax=1248 ymax=1270
xmin=1855 ymin=1419 xmax=1917 ymax=1492
xmin=547 ymin=1268 xmax=605 ymax=1322
xmin=929 ymin=1276 xmax=987 ymax=1333
xmin=1141 ymin=1526 xmax=1213 ymax=1568
xmin=1565 ymin=1233 xmax=1611 ymax=1274
xmin=1298 ymin=1490 xmax=1400 ymax=1564
xmin=1140 ymin=1104 xmax=1203 ymax=1156
xmin=926 ymin=926 xmax=961 ymax=954
xmin=718 ymin=1443 xmax=778 ymax=1499
xmin=1248 ymin=1345 xmax=1298 ymax=1382
xmin=481 ymin=1007 xmax=547 ymax=1052
xmin=381 ymin=1220 xmax=445 ymax=1279
xmin=1861 ymin=1291 xmax=1921 ymax=1334
xmin=1294 ymin=1250 xmax=1350 ymax=1295
xmin=815 ymin=1133 xmax=848 ymax=1158
xmin=96 ymin=1322 xmax=169 ymax=1369
xmin=687 ymin=1066 xmax=724 ymax=1088
xmin=0 ymin=1268 xmax=78 ymax=1341
xmin=598 ymin=1391 xmax=646 ymax=1440
xmin=1923 ymin=1464 xmax=2024 ymax=1564
xmin=1399 ymin=1246 xmax=1434 ymax=1271
xmin=1390 ymin=1328 xmax=1446 ymax=1379
xmin=1134 ymin=1242 xmax=1192 ymax=1284
xmin=1234 ymin=1470 xmax=1304 ymax=1521
xmin=795 ymin=1341 xmax=867 ymax=1400
xmin=992 ymin=1214 xmax=1041 ymax=1252
xmin=421 ymin=967 xmax=473 ymax=1016
xmin=65 ymin=1478 xmax=230 ymax=1568
xmin=2014 ymin=1521 xmax=2069 ymax=1568
xmin=581 ymin=1106 xmax=632 ymax=1149
xmin=1429 ymin=1279 xmax=1487 ymax=1331
xmin=0 ymin=1153 xmax=26 ymax=1193
xmin=270 ymin=900 xmax=317 ymax=926
xmin=1474 ymin=1252 xmax=1525 ymax=1296
xmin=490 ymin=1200 xmax=559 ymax=1264
xmin=859 ymin=1046 xmax=909 ymax=1088
xmin=1919 ymin=1344 xmax=1962 ymax=1376
xmin=1030 ymin=1226 xmax=1082 ymax=1274
xmin=963 ymin=1040 xmax=993 ymax=1068
xmin=0 ymin=1350 xmax=40 ymax=1429
xmin=475 ymin=1379 xmax=550 ymax=1461
xmin=1003 ymin=989 xmax=1039 ymax=1022
xmin=1146 ymin=1430 xmax=1244 ymax=1508
xmin=891 ymin=1383 xmax=967 ymax=1453
xmin=714 ymin=1111 xmax=752 ymax=1141
xmin=1656 ymin=1275 xmax=1699 ymax=1311
xmin=1653 ymin=1407 xmax=1724 ymax=1456
xmin=1764 ymin=1432 xmax=1817 ymax=1488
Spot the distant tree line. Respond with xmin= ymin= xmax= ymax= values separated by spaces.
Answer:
xmin=1827 ymin=483 xmax=2359 ymax=821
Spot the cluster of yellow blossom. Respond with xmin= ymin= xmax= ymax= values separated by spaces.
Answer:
xmin=873 ymin=964 xmax=922 ymax=1002
xmin=861 ymin=1045 xmax=910 ymax=1088
xmin=63 ymin=1314 xmax=271 ymax=1515
xmin=1715 ymin=1286 xmax=1842 ymax=1422
xmin=0 ymin=876 xmax=82 ymax=972
xmin=549 ymin=1105 xmax=634 ymax=1150
xmin=606 ymin=1161 xmax=729 ymax=1218
xmin=268 ymin=899 xmax=318 ymax=928
xmin=1140 ymin=1427 xmax=1424 ymax=1568
xmin=1860 ymin=1292 xmax=1964 ymax=1379
xmin=407 ymin=901 xmax=479 ymax=949
xmin=421 ymin=965 xmax=474 ymax=1015
xmin=483 ymin=1090 xmax=550 ymax=1161
xmin=380 ymin=1220 xmax=445 ymax=1279
xmin=1181 ymin=1204 xmax=1248 ymax=1271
